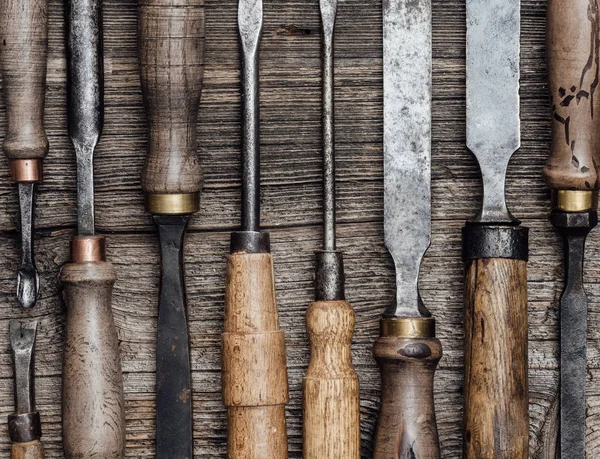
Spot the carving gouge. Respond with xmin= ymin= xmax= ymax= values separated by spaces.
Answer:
xmin=8 ymin=320 xmax=45 ymax=459
xmin=372 ymin=1 xmax=442 ymax=457
xmin=138 ymin=0 xmax=205 ymax=456
xmin=302 ymin=1 xmax=360 ymax=458
xmin=464 ymin=1 xmax=528 ymax=457
xmin=545 ymin=1 xmax=600 ymax=457
xmin=0 ymin=0 xmax=49 ymax=308
xmin=60 ymin=0 xmax=125 ymax=457
xmin=221 ymin=1 xmax=290 ymax=457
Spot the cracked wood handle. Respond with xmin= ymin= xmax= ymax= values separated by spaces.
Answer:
xmin=303 ymin=300 xmax=360 ymax=459
xmin=222 ymin=252 xmax=289 ymax=459
xmin=11 ymin=441 xmax=44 ymax=459
xmin=545 ymin=0 xmax=600 ymax=191
xmin=464 ymin=258 xmax=528 ymax=459
xmin=60 ymin=237 xmax=125 ymax=459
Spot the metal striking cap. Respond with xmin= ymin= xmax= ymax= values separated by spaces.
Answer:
xmin=383 ymin=0 xmax=432 ymax=318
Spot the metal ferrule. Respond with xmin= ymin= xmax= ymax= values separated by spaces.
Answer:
xmin=145 ymin=192 xmax=201 ymax=215
xmin=380 ymin=317 xmax=436 ymax=339
xmin=10 ymin=159 xmax=43 ymax=183
xmin=8 ymin=411 xmax=42 ymax=443
xmin=462 ymin=223 xmax=528 ymax=261
xmin=315 ymin=250 xmax=345 ymax=301
xmin=552 ymin=190 xmax=598 ymax=213
xmin=551 ymin=209 xmax=598 ymax=230
xmin=71 ymin=235 xmax=106 ymax=263
xmin=230 ymin=231 xmax=270 ymax=254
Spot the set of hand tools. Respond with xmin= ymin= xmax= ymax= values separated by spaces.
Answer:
xmin=0 ymin=0 xmax=598 ymax=457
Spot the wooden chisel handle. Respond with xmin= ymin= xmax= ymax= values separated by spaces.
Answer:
xmin=60 ymin=236 xmax=125 ymax=458
xmin=11 ymin=440 xmax=45 ymax=459
xmin=222 ymin=251 xmax=289 ymax=458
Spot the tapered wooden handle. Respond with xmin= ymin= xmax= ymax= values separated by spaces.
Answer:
xmin=302 ymin=300 xmax=360 ymax=459
xmin=0 ymin=0 xmax=49 ymax=163
xmin=464 ymin=258 xmax=528 ymax=459
xmin=222 ymin=252 xmax=289 ymax=459
xmin=544 ymin=0 xmax=600 ymax=191
xmin=138 ymin=0 xmax=204 ymax=195
xmin=11 ymin=440 xmax=44 ymax=459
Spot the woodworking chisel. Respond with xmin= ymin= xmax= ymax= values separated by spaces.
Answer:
xmin=372 ymin=0 xmax=442 ymax=457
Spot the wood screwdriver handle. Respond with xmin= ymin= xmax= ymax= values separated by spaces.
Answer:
xmin=139 ymin=0 xmax=204 ymax=196
xmin=11 ymin=440 xmax=45 ymax=459
xmin=545 ymin=0 xmax=600 ymax=191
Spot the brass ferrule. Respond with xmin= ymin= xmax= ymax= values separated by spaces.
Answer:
xmin=10 ymin=159 xmax=43 ymax=182
xmin=380 ymin=317 xmax=436 ymax=339
xmin=71 ymin=236 xmax=106 ymax=263
xmin=552 ymin=190 xmax=598 ymax=212
xmin=145 ymin=192 xmax=200 ymax=215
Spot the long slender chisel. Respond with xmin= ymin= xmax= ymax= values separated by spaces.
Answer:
xmin=302 ymin=1 xmax=360 ymax=457
xmin=221 ymin=1 xmax=290 ymax=457
xmin=464 ymin=1 xmax=529 ymax=457
xmin=138 ymin=0 xmax=205 ymax=456
xmin=545 ymin=1 xmax=600 ymax=457
xmin=372 ymin=1 xmax=442 ymax=457
xmin=61 ymin=0 xmax=126 ymax=456
xmin=0 ymin=0 xmax=49 ymax=308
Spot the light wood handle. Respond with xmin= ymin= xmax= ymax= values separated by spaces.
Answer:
xmin=60 ymin=253 xmax=125 ymax=459
xmin=0 ymin=0 xmax=49 ymax=162
xmin=303 ymin=300 xmax=360 ymax=459
xmin=464 ymin=257 xmax=528 ymax=459
xmin=544 ymin=0 xmax=600 ymax=190
xmin=222 ymin=252 xmax=289 ymax=459
xmin=11 ymin=440 xmax=44 ymax=459
xmin=138 ymin=0 xmax=204 ymax=195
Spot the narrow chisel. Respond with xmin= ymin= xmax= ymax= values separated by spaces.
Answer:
xmin=545 ymin=1 xmax=600 ymax=456
xmin=464 ymin=1 xmax=528 ymax=457
xmin=60 ymin=0 xmax=125 ymax=456
xmin=221 ymin=1 xmax=290 ymax=457
xmin=138 ymin=0 xmax=205 ymax=456
xmin=302 ymin=1 xmax=360 ymax=458
xmin=372 ymin=0 xmax=442 ymax=457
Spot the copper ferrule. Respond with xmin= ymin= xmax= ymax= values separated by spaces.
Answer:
xmin=380 ymin=317 xmax=436 ymax=339
xmin=10 ymin=159 xmax=43 ymax=182
xmin=71 ymin=235 xmax=106 ymax=263
xmin=552 ymin=190 xmax=598 ymax=212
xmin=145 ymin=192 xmax=200 ymax=215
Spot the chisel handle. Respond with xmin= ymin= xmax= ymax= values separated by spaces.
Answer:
xmin=11 ymin=440 xmax=44 ymax=459
xmin=303 ymin=300 xmax=360 ymax=459
xmin=222 ymin=250 xmax=289 ymax=459
xmin=60 ymin=236 xmax=125 ymax=459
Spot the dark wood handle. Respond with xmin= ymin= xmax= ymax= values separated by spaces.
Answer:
xmin=138 ymin=0 xmax=204 ymax=195
xmin=11 ymin=440 xmax=45 ymax=459
xmin=0 ymin=0 xmax=49 ymax=162
xmin=222 ymin=252 xmax=289 ymax=458
xmin=60 ymin=246 xmax=125 ymax=459
xmin=545 ymin=0 xmax=600 ymax=190
xmin=303 ymin=300 xmax=360 ymax=459
xmin=464 ymin=257 xmax=528 ymax=459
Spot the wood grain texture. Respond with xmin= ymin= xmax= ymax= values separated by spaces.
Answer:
xmin=464 ymin=258 xmax=529 ymax=459
xmin=11 ymin=441 xmax=45 ymax=459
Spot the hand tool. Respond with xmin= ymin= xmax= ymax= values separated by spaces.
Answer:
xmin=302 ymin=1 xmax=360 ymax=458
xmin=545 ymin=1 xmax=600 ymax=456
xmin=8 ymin=320 xmax=45 ymax=459
xmin=138 ymin=0 xmax=205 ymax=456
xmin=221 ymin=1 xmax=289 ymax=457
xmin=0 ymin=0 xmax=49 ymax=309
xmin=60 ymin=1 xmax=126 ymax=457
xmin=372 ymin=1 xmax=442 ymax=457
xmin=463 ymin=1 xmax=529 ymax=457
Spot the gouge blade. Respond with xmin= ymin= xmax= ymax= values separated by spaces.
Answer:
xmin=17 ymin=182 xmax=39 ymax=309
xmin=9 ymin=320 xmax=37 ymax=415
xmin=383 ymin=0 xmax=432 ymax=318
xmin=466 ymin=0 xmax=521 ymax=224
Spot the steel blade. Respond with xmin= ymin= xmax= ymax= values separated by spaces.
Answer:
xmin=383 ymin=0 xmax=432 ymax=318
xmin=9 ymin=320 xmax=37 ymax=414
xmin=466 ymin=0 xmax=521 ymax=223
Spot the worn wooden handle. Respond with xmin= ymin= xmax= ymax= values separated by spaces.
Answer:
xmin=222 ymin=252 xmax=289 ymax=458
xmin=464 ymin=257 xmax=528 ymax=459
xmin=303 ymin=300 xmax=360 ymax=459
xmin=0 ymin=0 xmax=49 ymax=162
xmin=11 ymin=440 xmax=44 ymax=459
xmin=544 ymin=0 xmax=600 ymax=190
xmin=138 ymin=0 xmax=205 ymax=195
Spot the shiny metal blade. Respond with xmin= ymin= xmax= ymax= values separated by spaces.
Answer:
xmin=9 ymin=320 xmax=37 ymax=414
xmin=466 ymin=0 xmax=521 ymax=224
xmin=383 ymin=0 xmax=432 ymax=318
xmin=17 ymin=182 xmax=39 ymax=309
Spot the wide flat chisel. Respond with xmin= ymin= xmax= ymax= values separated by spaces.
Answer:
xmin=464 ymin=1 xmax=529 ymax=457
xmin=372 ymin=0 xmax=442 ymax=457
xmin=545 ymin=1 xmax=600 ymax=457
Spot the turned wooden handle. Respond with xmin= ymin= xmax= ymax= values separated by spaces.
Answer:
xmin=138 ymin=0 xmax=205 ymax=195
xmin=464 ymin=257 xmax=528 ymax=459
xmin=0 ymin=0 xmax=49 ymax=163
xmin=60 ymin=241 xmax=125 ymax=459
xmin=11 ymin=440 xmax=44 ymax=459
xmin=222 ymin=252 xmax=289 ymax=458
xmin=545 ymin=0 xmax=600 ymax=190
xmin=303 ymin=300 xmax=360 ymax=459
